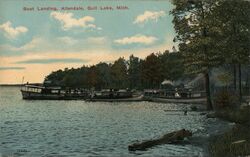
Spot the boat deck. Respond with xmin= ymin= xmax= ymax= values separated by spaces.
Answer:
xmin=149 ymin=97 xmax=207 ymax=104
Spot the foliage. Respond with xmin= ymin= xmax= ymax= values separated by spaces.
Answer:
xmin=171 ymin=0 xmax=221 ymax=110
xmin=215 ymin=105 xmax=250 ymax=124
xmin=128 ymin=55 xmax=143 ymax=89
xmin=171 ymin=0 xmax=223 ymax=73
xmin=216 ymin=72 xmax=233 ymax=87
xmin=214 ymin=90 xmax=239 ymax=109
xmin=211 ymin=0 xmax=250 ymax=100
xmin=159 ymin=50 xmax=185 ymax=81
xmin=44 ymin=52 xmax=185 ymax=90
xmin=141 ymin=53 xmax=163 ymax=89
xmin=111 ymin=57 xmax=128 ymax=89
xmin=210 ymin=0 xmax=250 ymax=65
xmin=171 ymin=0 xmax=250 ymax=110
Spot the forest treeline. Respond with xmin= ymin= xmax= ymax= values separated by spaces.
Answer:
xmin=45 ymin=0 xmax=250 ymax=110
xmin=45 ymin=51 xmax=185 ymax=90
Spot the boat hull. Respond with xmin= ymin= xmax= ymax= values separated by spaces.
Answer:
xmin=147 ymin=97 xmax=207 ymax=104
xmin=21 ymin=90 xmax=85 ymax=100
xmin=86 ymin=96 xmax=144 ymax=102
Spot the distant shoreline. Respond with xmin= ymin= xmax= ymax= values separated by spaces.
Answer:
xmin=0 ymin=84 xmax=22 ymax=87
xmin=0 ymin=83 xmax=42 ymax=87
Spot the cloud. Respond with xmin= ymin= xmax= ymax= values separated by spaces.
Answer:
xmin=114 ymin=34 xmax=158 ymax=45
xmin=133 ymin=11 xmax=166 ymax=24
xmin=50 ymin=12 xmax=101 ymax=30
xmin=57 ymin=36 xmax=78 ymax=45
xmin=14 ymin=38 xmax=43 ymax=51
xmin=15 ymin=58 xmax=87 ymax=64
xmin=0 ymin=38 xmax=44 ymax=56
xmin=0 ymin=21 xmax=28 ymax=39
xmin=0 ymin=35 xmax=110 ymax=57
xmin=86 ymin=37 xmax=107 ymax=44
xmin=0 ymin=67 xmax=25 ymax=70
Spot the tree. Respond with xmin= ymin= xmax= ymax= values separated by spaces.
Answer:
xmin=44 ymin=69 xmax=65 ymax=86
xmin=44 ymin=53 xmax=186 ymax=90
xmin=79 ymin=66 xmax=89 ymax=88
xmin=96 ymin=62 xmax=112 ymax=89
xmin=210 ymin=0 xmax=250 ymax=102
xmin=111 ymin=57 xmax=128 ymax=89
xmin=171 ymin=0 xmax=224 ymax=110
xmin=159 ymin=50 xmax=185 ymax=81
xmin=128 ymin=55 xmax=142 ymax=89
xmin=87 ymin=66 xmax=98 ymax=89
xmin=142 ymin=53 xmax=163 ymax=89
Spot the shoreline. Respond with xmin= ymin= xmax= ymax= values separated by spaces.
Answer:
xmin=188 ymin=112 xmax=234 ymax=156
xmin=206 ymin=105 xmax=250 ymax=157
xmin=0 ymin=84 xmax=22 ymax=87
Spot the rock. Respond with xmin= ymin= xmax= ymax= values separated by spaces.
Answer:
xmin=184 ymin=110 xmax=188 ymax=115
xmin=206 ymin=112 xmax=216 ymax=118
xmin=128 ymin=129 xmax=192 ymax=151
xmin=200 ymin=112 xmax=207 ymax=115
xmin=190 ymin=106 xmax=198 ymax=111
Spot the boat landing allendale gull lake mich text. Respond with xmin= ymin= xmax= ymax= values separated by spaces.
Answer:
xmin=23 ymin=5 xmax=129 ymax=11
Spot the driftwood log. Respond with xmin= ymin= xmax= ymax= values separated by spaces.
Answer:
xmin=128 ymin=129 xmax=192 ymax=151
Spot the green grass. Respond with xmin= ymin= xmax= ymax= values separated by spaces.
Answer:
xmin=209 ymin=125 xmax=250 ymax=157
xmin=209 ymin=105 xmax=250 ymax=157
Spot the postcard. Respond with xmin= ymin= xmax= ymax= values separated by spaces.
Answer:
xmin=0 ymin=0 xmax=249 ymax=157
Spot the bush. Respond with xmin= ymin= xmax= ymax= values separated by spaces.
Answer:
xmin=214 ymin=90 xmax=239 ymax=109
xmin=215 ymin=106 xmax=250 ymax=124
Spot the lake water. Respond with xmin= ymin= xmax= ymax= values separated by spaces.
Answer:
xmin=0 ymin=87 xmax=231 ymax=157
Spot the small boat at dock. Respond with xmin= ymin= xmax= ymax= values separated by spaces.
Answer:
xmin=86 ymin=89 xmax=144 ymax=102
xmin=21 ymin=84 xmax=89 ymax=100
xmin=143 ymin=89 xmax=207 ymax=104
xmin=20 ymin=84 xmax=206 ymax=104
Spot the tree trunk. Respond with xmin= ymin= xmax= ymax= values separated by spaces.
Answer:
xmin=238 ymin=64 xmax=242 ymax=103
xmin=246 ymin=72 xmax=249 ymax=95
xmin=234 ymin=64 xmax=237 ymax=91
xmin=205 ymin=72 xmax=213 ymax=110
xmin=199 ymin=1 xmax=212 ymax=110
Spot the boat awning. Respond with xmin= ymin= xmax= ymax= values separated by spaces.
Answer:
xmin=24 ymin=85 xmax=45 ymax=89
xmin=24 ymin=85 xmax=61 ymax=90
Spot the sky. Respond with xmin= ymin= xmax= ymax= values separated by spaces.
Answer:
xmin=0 ymin=0 xmax=176 ymax=84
